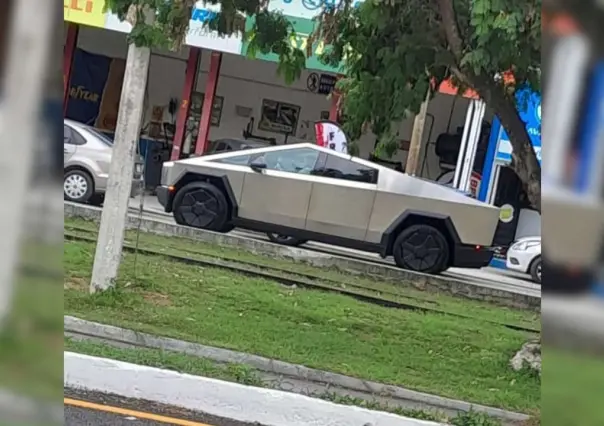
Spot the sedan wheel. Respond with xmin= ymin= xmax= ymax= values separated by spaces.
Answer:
xmin=64 ymin=170 xmax=93 ymax=203
xmin=393 ymin=224 xmax=449 ymax=274
xmin=529 ymin=256 xmax=542 ymax=284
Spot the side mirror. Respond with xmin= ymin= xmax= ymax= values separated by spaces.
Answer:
xmin=250 ymin=160 xmax=267 ymax=173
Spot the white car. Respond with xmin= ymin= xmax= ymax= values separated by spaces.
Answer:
xmin=506 ymin=236 xmax=542 ymax=284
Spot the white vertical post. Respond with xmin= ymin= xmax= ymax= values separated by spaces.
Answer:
xmin=0 ymin=0 xmax=53 ymax=327
xmin=542 ymin=34 xmax=590 ymax=186
xmin=453 ymin=100 xmax=475 ymax=188
xmin=90 ymin=41 xmax=151 ymax=292
xmin=460 ymin=100 xmax=486 ymax=192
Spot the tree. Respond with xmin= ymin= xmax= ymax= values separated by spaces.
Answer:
xmin=105 ymin=0 xmax=541 ymax=210
xmin=313 ymin=0 xmax=542 ymax=211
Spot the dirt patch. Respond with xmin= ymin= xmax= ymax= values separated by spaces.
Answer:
xmin=142 ymin=291 xmax=172 ymax=306
xmin=64 ymin=277 xmax=87 ymax=291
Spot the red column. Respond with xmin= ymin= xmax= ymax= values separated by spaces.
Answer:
xmin=63 ymin=23 xmax=79 ymax=117
xmin=194 ymin=51 xmax=222 ymax=156
xmin=328 ymin=74 xmax=343 ymax=122
xmin=171 ymin=47 xmax=201 ymax=160
xmin=328 ymin=93 xmax=339 ymax=122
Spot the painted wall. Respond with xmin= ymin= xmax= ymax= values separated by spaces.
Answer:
xmin=72 ymin=25 xmax=478 ymax=180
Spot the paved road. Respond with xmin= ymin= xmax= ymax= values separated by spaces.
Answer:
xmin=64 ymin=389 xmax=260 ymax=426
xmin=125 ymin=195 xmax=540 ymax=296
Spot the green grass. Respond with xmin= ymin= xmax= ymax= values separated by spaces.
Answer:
xmin=542 ymin=348 xmax=604 ymax=426
xmin=0 ymin=272 xmax=64 ymax=401
xmin=66 ymin=337 xmax=504 ymax=425
xmin=64 ymin=217 xmax=540 ymax=331
xmin=64 ymin=238 xmax=540 ymax=413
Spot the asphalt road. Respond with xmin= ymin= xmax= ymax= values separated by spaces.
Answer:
xmin=64 ymin=389 xmax=261 ymax=426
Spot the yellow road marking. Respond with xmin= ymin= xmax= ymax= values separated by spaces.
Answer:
xmin=64 ymin=398 xmax=213 ymax=426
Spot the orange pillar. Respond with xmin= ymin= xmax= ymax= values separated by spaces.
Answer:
xmin=171 ymin=47 xmax=200 ymax=160
xmin=63 ymin=23 xmax=79 ymax=117
xmin=194 ymin=51 xmax=222 ymax=156
xmin=328 ymin=74 xmax=343 ymax=122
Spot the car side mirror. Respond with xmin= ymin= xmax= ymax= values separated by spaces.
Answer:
xmin=250 ymin=160 xmax=267 ymax=173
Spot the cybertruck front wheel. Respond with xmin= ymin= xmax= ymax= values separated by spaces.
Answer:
xmin=173 ymin=182 xmax=230 ymax=232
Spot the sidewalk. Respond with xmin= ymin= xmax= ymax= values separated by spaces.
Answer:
xmin=65 ymin=351 xmax=450 ymax=426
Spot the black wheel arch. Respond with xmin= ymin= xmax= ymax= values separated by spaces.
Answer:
xmin=169 ymin=172 xmax=238 ymax=219
xmin=380 ymin=210 xmax=461 ymax=259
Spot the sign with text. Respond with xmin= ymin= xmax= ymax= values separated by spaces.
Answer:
xmin=268 ymin=0 xmax=364 ymax=20
xmin=64 ymin=0 xmax=106 ymax=28
xmin=496 ymin=89 xmax=542 ymax=164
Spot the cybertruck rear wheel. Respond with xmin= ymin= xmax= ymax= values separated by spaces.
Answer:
xmin=393 ymin=224 xmax=449 ymax=274
xmin=173 ymin=182 xmax=230 ymax=232
xmin=266 ymin=233 xmax=308 ymax=247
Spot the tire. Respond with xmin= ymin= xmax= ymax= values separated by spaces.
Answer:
xmin=64 ymin=169 xmax=94 ymax=203
xmin=89 ymin=193 xmax=105 ymax=206
xmin=266 ymin=233 xmax=308 ymax=247
xmin=529 ymin=255 xmax=542 ymax=284
xmin=172 ymin=182 xmax=230 ymax=232
xmin=392 ymin=224 xmax=450 ymax=274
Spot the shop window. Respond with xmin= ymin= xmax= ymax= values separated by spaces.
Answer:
xmin=314 ymin=154 xmax=378 ymax=184
xmin=258 ymin=99 xmax=301 ymax=135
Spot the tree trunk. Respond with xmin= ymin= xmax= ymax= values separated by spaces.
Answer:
xmin=471 ymin=80 xmax=542 ymax=212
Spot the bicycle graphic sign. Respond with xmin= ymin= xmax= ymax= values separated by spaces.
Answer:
xmin=269 ymin=0 xmax=364 ymax=20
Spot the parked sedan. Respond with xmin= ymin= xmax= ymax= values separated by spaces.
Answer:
xmin=156 ymin=143 xmax=500 ymax=274
xmin=63 ymin=119 xmax=143 ymax=204
xmin=506 ymin=236 xmax=542 ymax=284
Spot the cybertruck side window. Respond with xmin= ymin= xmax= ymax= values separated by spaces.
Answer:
xmin=214 ymin=153 xmax=252 ymax=166
xmin=313 ymin=154 xmax=378 ymax=184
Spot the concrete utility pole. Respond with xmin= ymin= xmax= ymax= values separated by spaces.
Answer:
xmin=90 ymin=41 xmax=150 ymax=293
xmin=0 ymin=0 xmax=53 ymax=328
xmin=405 ymin=89 xmax=431 ymax=176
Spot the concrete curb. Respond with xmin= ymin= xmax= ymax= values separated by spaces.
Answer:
xmin=65 ymin=202 xmax=540 ymax=310
xmin=65 ymin=316 xmax=530 ymax=423
xmin=65 ymin=351 xmax=448 ymax=426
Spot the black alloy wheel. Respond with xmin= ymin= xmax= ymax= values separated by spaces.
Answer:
xmin=392 ymin=224 xmax=450 ymax=274
xmin=173 ymin=182 xmax=229 ymax=232
xmin=266 ymin=233 xmax=308 ymax=247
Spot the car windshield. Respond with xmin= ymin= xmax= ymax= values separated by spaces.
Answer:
xmin=85 ymin=126 xmax=114 ymax=147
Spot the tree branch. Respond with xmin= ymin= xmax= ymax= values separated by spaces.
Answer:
xmin=436 ymin=0 xmax=464 ymax=60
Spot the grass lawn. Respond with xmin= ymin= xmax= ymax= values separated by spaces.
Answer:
xmin=541 ymin=348 xmax=604 ymax=426
xmin=0 ymin=270 xmax=63 ymax=401
xmin=64 ymin=238 xmax=540 ymax=413
xmin=64 ymin=217 xmax=540 ymax=331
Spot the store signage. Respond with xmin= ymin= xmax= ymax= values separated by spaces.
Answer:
xmin=186 ymin=4 xmax=243 ymax=54
xmin=269 ymin=0 xmax=364 ymax=20
xmin=496 ymin=89 xmax=542 ymax=164
xmin=307 ymin=73 xmax=337 ymax=94
xmin=64 ymin=0 xmax=106 ymax=28
xmin=315 ymin=120 xmax=348 ymax=153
